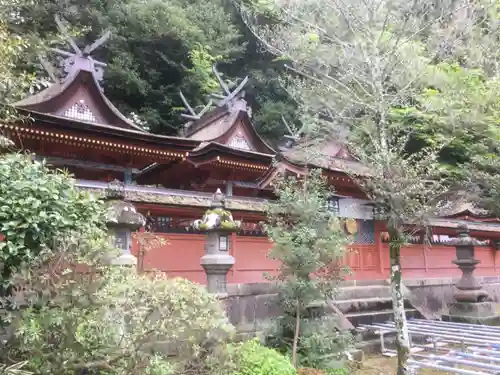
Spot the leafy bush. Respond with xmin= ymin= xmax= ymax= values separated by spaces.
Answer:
xmin=0 ymin=153 xmax=105 ymax=286
xmin=298 ymin=368 xmax=349 ymax=375
xmin=4 ymin=264 xmax=234 ymax=375
xmin=323 ymin=368 xmax=349 ymax=375
xmin=0 ymin=152 xmax=234 ymax=375
xmin=232 ymin=339 xmax=296 ymax=375
xmin=1 ymin=223 xmax=233 ymax=375
xmin=267 ymin=315 xmax=352 ymax=370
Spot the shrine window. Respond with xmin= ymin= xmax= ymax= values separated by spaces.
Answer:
xmin=114 ymin=229 xmax=130 ymax=252
xmin=326 ymin=197 xmax=340 ymax=215
xmin=353 ymin=220 xmax=376 ymax=244
xmin=219 ymin=235 xmax=228 ymax=251
xmin=156 ymin=216 xmax=172 ymax=232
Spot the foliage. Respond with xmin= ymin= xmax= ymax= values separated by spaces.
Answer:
xmin=16 ymin=0 xmax=243 ymax=133
xmin=0 ymin=153 xmax=106 ymax=286
xmin=298 ymin=368 xmax=349 ymax=375
xmin=0 ymin=0 xmax=54 ymax=146
xmin=7 ymin=0 xmax=298 ymax=140
xmin=232 ymin=339 xmax=296 ymax=375
xmin=267 ymin=315 xmax=352 ymax=371
xmin=1 ymin=233 xmax=234 ymax=375
xmin=265 ymin=169 xmax=350 ymax=367
xmin=237 ymin=0 xmax=499 ymax=373
xmin=0 ymin=362 xmax=32 ymax=375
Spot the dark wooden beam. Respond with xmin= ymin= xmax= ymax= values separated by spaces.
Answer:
xmin=43 ymin=156 xmax=139 ymax=174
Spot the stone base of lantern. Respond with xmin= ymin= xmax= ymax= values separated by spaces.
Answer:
xmin=201 ymin=254 xmax=235 ymax=296
xmin=453 ymin=288 xmax=490 ymax=303
xmin=442 ymin=301 xmax=500 ymax=326
xmin=109 ymin=253 xmax=138 ymax=267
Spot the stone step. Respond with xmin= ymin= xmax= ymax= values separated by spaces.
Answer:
xmin=345 ymin=308 xmax=420 ymax=327
xmin=336 ymin=285 xmax=391 ymax=301
xmin=334 ymin=297 xmax=414 ymax=314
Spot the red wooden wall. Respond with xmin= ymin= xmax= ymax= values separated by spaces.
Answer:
xmin=132 ymin=233 xmax=500 ymax=284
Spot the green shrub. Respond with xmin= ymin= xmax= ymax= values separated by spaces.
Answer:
xmin=233 ymin=339 xmax=296 ymax=375
xmin=323 ymin=368 xmax=349 ymax=375
xmin=4 ymin=263 xmax=234 ymax=375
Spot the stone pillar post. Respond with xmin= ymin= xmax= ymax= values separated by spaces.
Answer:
xmin=105 ymin=180 xmax=145 ymax=267
xmin=442 ymin=224 xmax=499 ymax=325
xmin=193 ymin=189 xmax=240 ymax=295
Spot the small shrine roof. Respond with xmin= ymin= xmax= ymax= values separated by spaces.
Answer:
xmin=190 ymin=141 xmax=273 ymax=160
xmin=435 ymin=199 xmax=491 ymax=219
xmin=179 ymin=65 xmax=275 ymax=156
xmin=281 ymin=139 xmax=371 ymax=176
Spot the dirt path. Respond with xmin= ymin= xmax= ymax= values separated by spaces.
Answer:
xmin=352 ymin=355 xmax=452 ymax=375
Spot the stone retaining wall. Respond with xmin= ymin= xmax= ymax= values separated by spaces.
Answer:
xmin=221 ymin=283 xmax=280 ymax=341
xmin=406 ymin=276 xmax=500 ymax=316
xmin=223 ymin=278 xmax=500 ymax=337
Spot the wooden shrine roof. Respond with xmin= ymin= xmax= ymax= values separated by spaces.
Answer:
xmin=281 ymin=138 xmax=371 ymax=177
xmin=181 ymin=97 xmax=275 ymax=156
xmin=10 ymin=24 xmax=367 ymax=188
xmin=14 ymin=68 xmax=145 ymax=133
xmin=17 ymin=108 xmax=199 ymax=151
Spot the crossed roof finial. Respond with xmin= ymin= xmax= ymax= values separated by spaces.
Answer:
xmin=179 ymin=63 xmax=250 ymax=125
xmin=39 ymin=15 xmax=110 ymax=88
xmin=210 ymin=63 xmax=248 ymax=107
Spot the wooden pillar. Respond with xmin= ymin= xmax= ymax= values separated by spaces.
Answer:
xmin=423 ymin=243 xmax=429 ymax=273
xmin=225 ymin=181 xmax=233 ymax=197
xmin=375 ymin=221 xmax=385 ymax=277
xmin=231 ymin=232 xmax=237 ymax=277
xmin=124 ymin=168 xmax=132 ymax=184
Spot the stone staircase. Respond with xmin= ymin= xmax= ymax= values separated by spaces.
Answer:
xmin=333 ymin=281 xmax=431 ymax=352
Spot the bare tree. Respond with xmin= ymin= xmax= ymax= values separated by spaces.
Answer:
xmin=234 ymin=0 xmax=498 ymax=373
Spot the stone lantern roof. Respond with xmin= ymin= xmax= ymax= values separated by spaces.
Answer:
xmin=192 ymin=189 xmax=241 ymax=232
xmin=105 ymin=200 xmax=146 ymax=230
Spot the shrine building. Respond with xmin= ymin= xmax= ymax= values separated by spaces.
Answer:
xmin=5 ymin=29 xmax=500 ymax=294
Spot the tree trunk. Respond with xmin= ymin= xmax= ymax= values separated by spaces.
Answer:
xmin=291 ymin=301 xmax=300 ymax=368
xmin=388 ymin=227 xmax=411 ymax=375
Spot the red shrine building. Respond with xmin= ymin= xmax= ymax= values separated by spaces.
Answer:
xmin=5 ymin=31 xmax=500 ymax=286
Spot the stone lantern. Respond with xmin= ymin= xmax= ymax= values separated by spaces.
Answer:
xmin=105 ymin=180 xmax=145 ymax=266
xmin=442 ymin=224 xmax=499 ymax=324
xmin=446 ymin=225 xmax=488 ymax=303
xmin=192 ymin=189 xmax=241 ymax=295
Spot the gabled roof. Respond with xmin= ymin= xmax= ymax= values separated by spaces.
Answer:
xmin=16 ymin=109 xmax=199 ymax=150
xmin=187 ymin=141 xmax=273 ymax=169
xmin=181 ymin=96 xmax=275 ymax=155
xmin=14 ymin=25 xmax=145 ymax=133
xmin=15 ymin=69 xmax=145 ymax=132
xmin=179 ymin=65 xmax=275 ymax=156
